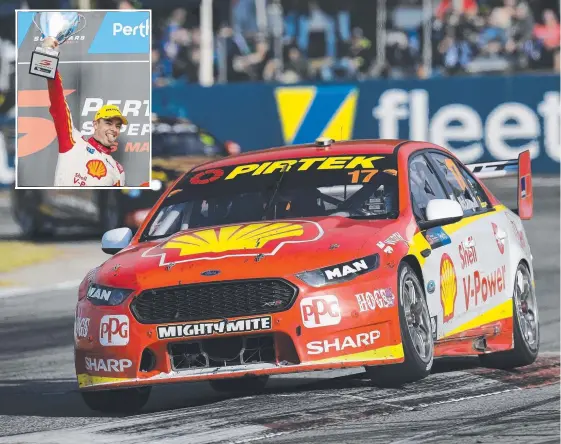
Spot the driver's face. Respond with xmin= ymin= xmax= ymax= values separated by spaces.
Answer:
xmin=93 ymin=117 xmax=122 ymax=147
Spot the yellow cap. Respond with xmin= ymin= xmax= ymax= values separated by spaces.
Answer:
xmin=94 ymin=105 xmax=128 ymax=125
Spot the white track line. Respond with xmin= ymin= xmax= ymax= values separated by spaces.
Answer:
xmin=0 ymin=279 xmax=81 ymax=299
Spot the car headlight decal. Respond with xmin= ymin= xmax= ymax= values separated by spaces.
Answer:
xmin=86 ymin=284 xmax=133 ymax=306
xmin=295 ymin=254 xmax=379 ymax=287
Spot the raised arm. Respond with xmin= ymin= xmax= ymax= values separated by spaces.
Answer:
xmin=44 ymin=37 xmax=76 ymax=154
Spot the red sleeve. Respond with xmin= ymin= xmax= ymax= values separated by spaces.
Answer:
xmin=47 ymin=71 xmax=76 ymax=153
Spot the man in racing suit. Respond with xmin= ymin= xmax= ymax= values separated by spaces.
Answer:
xmin=43 ymin=37 xmax=127 ymax=187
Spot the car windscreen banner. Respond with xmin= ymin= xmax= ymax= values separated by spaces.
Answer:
xmin=16 ymin=10 xmax=151 ymax=187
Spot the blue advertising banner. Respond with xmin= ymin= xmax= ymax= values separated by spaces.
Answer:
xmin=153 ymin=73 xmax=560 ymax=174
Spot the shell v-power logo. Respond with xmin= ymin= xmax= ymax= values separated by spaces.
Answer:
xmin=274 ymin=86 xmax=358 ymax=144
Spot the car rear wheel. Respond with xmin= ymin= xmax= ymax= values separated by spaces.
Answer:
xmin=11 ymin=190 xmax=52 ymax=239
xmin=366 ymin=262 xmax=434 ymax=387
xmin=479 ymin=262 xmax=539 ymax=369
xmin=209 ymin=376 xmax=269 ymax=394
xmin=80 ymin=386 xmax=151 ymax=413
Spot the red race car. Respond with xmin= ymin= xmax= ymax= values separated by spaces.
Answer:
xmin=75 ymin=138 xmax=538 ymax=412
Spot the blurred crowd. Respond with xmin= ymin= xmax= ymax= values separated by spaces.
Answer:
xmin=147 ymin=0 xmax=560 ymax=85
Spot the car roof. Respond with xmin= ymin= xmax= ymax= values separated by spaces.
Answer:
xmin=191 ymin=139 xmax=410 ymax=171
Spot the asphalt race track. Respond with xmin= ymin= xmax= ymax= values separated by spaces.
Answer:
xmin=0 ymin=179 xmax=559 ymax=444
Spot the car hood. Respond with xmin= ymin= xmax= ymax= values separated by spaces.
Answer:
xmin=97 ymin=217 xmax=403 ymax=290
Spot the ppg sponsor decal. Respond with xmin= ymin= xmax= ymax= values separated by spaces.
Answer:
xmin=157 ymin=316 xmax=272 ymax=339
xmin=300 ymin=295 xmax=341 ymax=328
xmin=99 ymin=315 xmax=129 ymax=346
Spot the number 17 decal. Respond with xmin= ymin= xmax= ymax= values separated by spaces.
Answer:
xmin=348 ymin=169 xmax=378 ymax=184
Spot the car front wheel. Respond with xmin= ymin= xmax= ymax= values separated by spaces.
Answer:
xmin=366 ymin=261 xmax=434 ymax=387
xmin=80 ymin=386 xmax=151 ymax=413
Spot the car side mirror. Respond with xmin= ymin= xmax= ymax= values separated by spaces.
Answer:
xmin=418 ymin=199 xmax=463 ymax=231
xmin=101 ymin=227 xmax=133 ymax=255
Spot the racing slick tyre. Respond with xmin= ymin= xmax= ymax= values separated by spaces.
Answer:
xmin=209 ymin=376 xmax=269 ymax=394
xmin=479 ymin=262 xmax=539 ymax=369
xmin=80 ymin=386 xmax=151 ymax=413
xmin=11 ymin=189 xmax=52 ymax=239
xmin=366 ymin=262 xmax=434 ymax=387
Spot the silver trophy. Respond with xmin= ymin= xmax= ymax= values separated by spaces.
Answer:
xmin=29 ymin=12 xmax=86 ymax=79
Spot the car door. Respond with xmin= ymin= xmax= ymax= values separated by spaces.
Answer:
xmin=428 ymin=152 xmax=511 ymax=334
xmin=408 ymin=152 xmax=474 ymax=342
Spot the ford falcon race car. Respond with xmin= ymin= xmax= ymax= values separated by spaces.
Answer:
xmin=75 ymin=138 xmax=538 ymax=413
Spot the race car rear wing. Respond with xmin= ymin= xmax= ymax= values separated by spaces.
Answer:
xmin=466 ymin=150 xmax=533 ymax=220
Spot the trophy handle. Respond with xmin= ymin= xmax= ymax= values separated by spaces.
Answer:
xmin=31 ymin=13 xmax=43 ymax=36
xmin=72 ymin=14 xmax=87 ymax=37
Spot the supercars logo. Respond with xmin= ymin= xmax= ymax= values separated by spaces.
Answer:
xmin=440 ymin=253 xmax=457 ymax=323
xmin=86 ymin=159 xmax=107 ymax=179
xmin=143 ymin=220 xmax=324 ymax=266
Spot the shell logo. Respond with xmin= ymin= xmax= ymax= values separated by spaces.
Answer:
xmin=86 ymin=159 xmax=107 ymax=179
xmin=440 ymin=253 xmax=457 ymax=322
xmin=143 ymin=220 xmax=324 ymax=265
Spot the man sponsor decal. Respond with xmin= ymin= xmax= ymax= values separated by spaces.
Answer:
xmin=307 ymin=330 xmax=381 ymax=355
xmin=424 ymin=227 xmax=451 ymax=249
xmin=440 ymin=253 xmax=457 ymax=322
xmin=355 ymin=288 xmax=395 ymax=312
xmin=100 ymin=315 xmax=129 ymax=346
xmin=492 ymin=223 xmax=505 ymax=254
xmin=459 ymin=237 xmax=478 ymax=269
xmin=324 ymin=259 xmax=368 ymax=280
xmin=143 ymin=220 xmax=323 ymax=266
xmin=376 ymin=232 xmax=407 ymax=254
xmin=300 ymin=295 xmax=341 ymax=328
xmin=87 ymin=285 xmax=112 ymax=301
xmin=75 ymin=316 xmax=90 ymax=339
xmin=222 ymin=156 xmax=384 ymax=180
xmin=85 ymin=357 xmax=132 ymax=373
xmin=157 ymin=316 xmax=272 ymax=339
xmin=463 ymin=265 xmax=507 ymax=310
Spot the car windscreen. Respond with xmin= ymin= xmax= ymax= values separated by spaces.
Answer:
xmin=142 ymin=154 xmax=398 ymax=240
xmin=152 ymin=122 xmax=225 ymax=157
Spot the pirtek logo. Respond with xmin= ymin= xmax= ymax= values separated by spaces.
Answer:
xmin=157 ymin=316 xmax=272 ymax=339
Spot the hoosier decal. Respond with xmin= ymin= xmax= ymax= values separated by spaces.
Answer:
xmin=157 ymin=316 xmax=272 ymax=339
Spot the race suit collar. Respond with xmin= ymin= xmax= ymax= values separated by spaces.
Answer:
xmin=88 ymin=136 xmax=112 ymax=155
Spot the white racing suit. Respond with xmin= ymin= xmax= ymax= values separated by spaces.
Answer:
xmin=48 ymin=71 xmax=125 ymax=186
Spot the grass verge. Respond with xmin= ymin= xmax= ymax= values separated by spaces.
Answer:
xmin=0 ymin=241 xmax=60 ymax=274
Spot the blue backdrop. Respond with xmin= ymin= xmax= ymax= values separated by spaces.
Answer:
xmin=153 ymin=73 xmax=560 ymax=174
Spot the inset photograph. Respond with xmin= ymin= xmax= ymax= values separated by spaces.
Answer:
xmin=15 ymin=9 xmax=151 ymax=188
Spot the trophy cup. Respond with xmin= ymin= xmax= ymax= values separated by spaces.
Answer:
xmin=29 ymin=12 xmax=86 ymax=80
